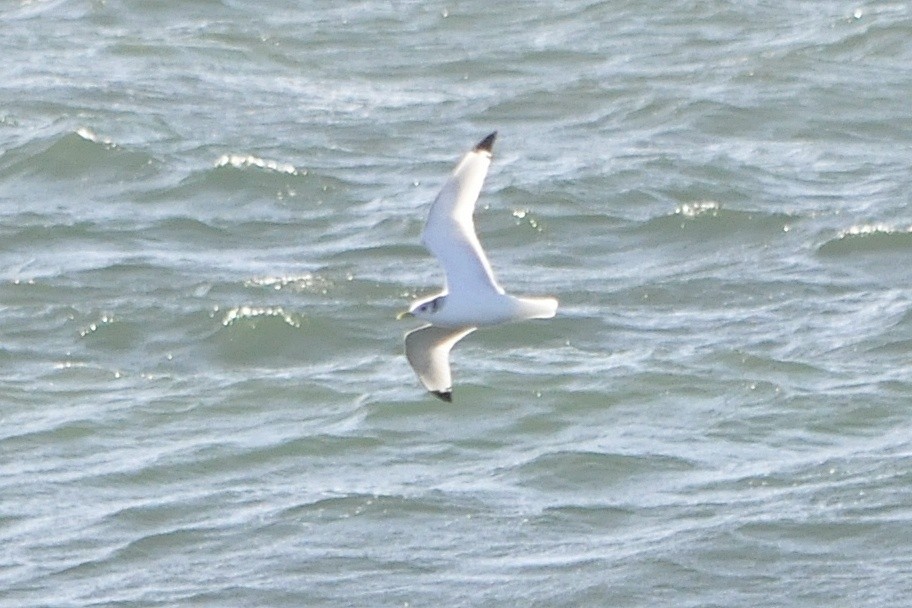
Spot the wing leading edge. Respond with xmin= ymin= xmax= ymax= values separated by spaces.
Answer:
xmin=421 ymin=131 xmax=503 ymax=298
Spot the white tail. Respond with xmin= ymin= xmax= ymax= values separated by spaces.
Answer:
xmin=514 ymin=296 xmax=558 ymax=320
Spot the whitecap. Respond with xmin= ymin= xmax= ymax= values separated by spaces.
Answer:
xmin=75 ymin=127 xmax=115 ymax=146
xmin=221 ymin=305 xmax=301 ymax=327
xmin=839 ymin=223 xmax=912 ymax=237
xmin=244 ymin=274 xmax=332 ymax=294
xmin=674 ymin=201 xmax=721 ymax=218
xmin=214 ymin=153 xmax=301 ymax=175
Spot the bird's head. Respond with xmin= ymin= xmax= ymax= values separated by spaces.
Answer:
xmin=397 ymin=295 xmax=446 ymax=322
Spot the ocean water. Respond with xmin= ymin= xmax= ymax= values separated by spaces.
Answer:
xmin=2 ymin=1 xmax=912 ymax=606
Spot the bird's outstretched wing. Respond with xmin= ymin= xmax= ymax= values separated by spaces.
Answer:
xmin=405 ymin=325 xmax=476 ymax=401
xmin=421 ymin=132 xmax=503 ymax=298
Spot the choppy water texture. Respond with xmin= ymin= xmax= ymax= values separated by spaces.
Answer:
xmin=2 ymin=1 xmax=912 ymax=606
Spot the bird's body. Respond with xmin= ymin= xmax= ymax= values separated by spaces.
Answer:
xmin=401 ymin=132 xmax=558 ymax=401
xmin=408 ymin=290 xmax=558 ymax=329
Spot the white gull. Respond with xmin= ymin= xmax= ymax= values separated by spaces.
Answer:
xmin=400 ymin=132 xmax=558 ymax=401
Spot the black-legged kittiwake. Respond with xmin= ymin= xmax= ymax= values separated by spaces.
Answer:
xmin=399 ymin=132 xmax=558 ymax=401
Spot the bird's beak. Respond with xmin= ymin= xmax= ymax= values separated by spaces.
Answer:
xmin=396 ymin=310 xmax=414 ymax=320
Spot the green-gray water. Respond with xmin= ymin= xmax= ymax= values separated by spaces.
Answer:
xmin=2 ymin=1 xmax=912 ymax=606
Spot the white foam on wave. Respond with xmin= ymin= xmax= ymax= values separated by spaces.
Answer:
xmin=675 ymin=201 xmax=721 ymax=218
xmin=221 ymin=305 xmax=301 ymax=328
xmin=244 ymin=274 xmax=333 ymax=294
xmin=214 ymin=153 xmax=302 ymax=175
xmin=839 ymin=223 xmax=912 ymax=238
xmin=75 ymin=127 xmax=115 ymax=146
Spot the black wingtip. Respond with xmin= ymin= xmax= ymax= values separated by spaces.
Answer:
xmin=474 ymin=131 xmax=497 ymax=153
xmin=431 ymin=390 xmax=453 ymax=403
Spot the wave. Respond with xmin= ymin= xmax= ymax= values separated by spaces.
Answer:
xmin=279 ymin=491 xmax=473 ymax=521
xmin=243 ymin=273 xmax=335 ymax=294
xmin=637 ymin=202 xmax=797 ymax=241
xmin=510 ymin=449 xmax=696 ymax=493
xmin=136 ymin=152 xmax=349 ymax=210
xmin=207 ymin=307 xmax=371 ymax=366
xmin=818 ymin=224 xmax=912 ymax=255
xmin=219 ymin=305 xmax=304 ymax=329
xmin=0 ymin=128 xmax=159 ymax=183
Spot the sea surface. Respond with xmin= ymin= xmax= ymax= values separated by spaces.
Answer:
xmin=2 ymin=1 xmax=912 ymax=606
